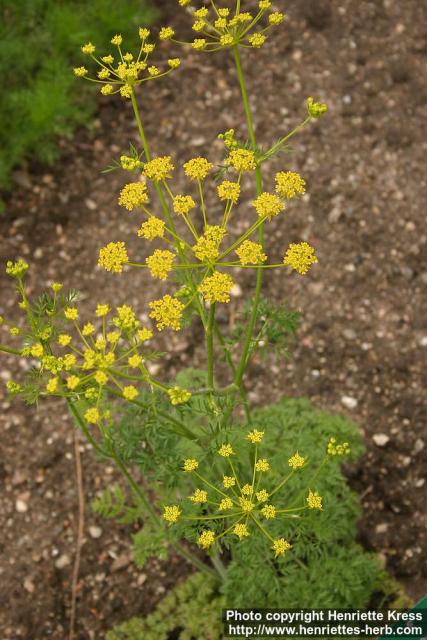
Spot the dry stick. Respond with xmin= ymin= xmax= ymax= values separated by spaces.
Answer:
xmin=69 ymin=430 xmax=85 ymax=640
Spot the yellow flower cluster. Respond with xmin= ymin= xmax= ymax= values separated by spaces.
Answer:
xmin=198 ymin=271 xmax=234 ymax=304
xmin=146 ymin=249 xmax=175 ymax=280
xmin=193 ymin=226 xmax=226 ymax=263
xmin=183 ymin=157 xmax=213 ymax=181
xmin=98 ymin=241 xmax=129 ymax=273
xmin=283 ymin=242 xmax=318 ymax=275
xmin=226 ymin=148 xmax=256 ymax=173
xmin=77 ymin=29 xmax=181 ymax=98
xmin=275 ymin=171 xmax=306 ymax=200
xmin=174 ymin=1 xmax=286 ymax=52
xmin=149 ymin=294 xmax=184 ymax=331
xmin=137 ymin=217 xmax=165 ymax=240
xmin=173 ymin=195 xmax=196 ymax=216
xmin=252 ymin=192 xmax=284 ymax=220
xmin=118 ymin=182 xmax=149 ymax=210
xmin=327 ymin=437 xmax=350 ymax=456
xmin=168 ymin=386 xmax=192 ymax=405
xmin=217 ymin=181 xmax=240 ymax=204
xmin=144 ymin=156 xmax=175 ymax=182
xmin=236 ymin=240 xmax=267 ymax=266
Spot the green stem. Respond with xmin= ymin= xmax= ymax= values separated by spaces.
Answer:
xmin=0 ymin=344 xmax=22 ymax=356
xmin=232 ymin=45 xmax=264 ymax=391
xmin=207 ymin=303 xmax=216 ymax=389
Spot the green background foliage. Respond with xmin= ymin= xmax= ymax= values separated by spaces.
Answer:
xmin=0 ymin=0 xmax=157 ymax=190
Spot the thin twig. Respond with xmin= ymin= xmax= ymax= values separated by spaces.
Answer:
xmin=69 ymin=430 xmax=85 ymax=640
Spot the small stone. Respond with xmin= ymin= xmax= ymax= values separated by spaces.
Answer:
xmin=23 ymin=577 xmax=35 ymax=593
xmin=341 ymin=396 xmax=358 ymax=409
xmin=89 ymin=526 xmax=103 ymax=539
xmin=413 ymin=439 xmax=424 ymax=455
xmin=342 ymin=328 xmax=357 ymax=340
xmin=55 ymin=554 xmax=71 ymax=569
xmin=16 ymin=497 xmax=29 ymax=513
xmin=230 ymin=283 xmax=242 ymax=297
xmin=111 ymin=554 xmax=132 ymax=572
xmin=85 ymin=198 xmax=97 ymax=211
xmin=419 ymin=336 xmax=427 ymax=347
xmin=375 ymin=523 xmax=388 ymax=534
xmin=373 ymin=433 xmax=390 ymax=447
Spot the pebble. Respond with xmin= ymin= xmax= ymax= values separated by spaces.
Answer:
xmin=341 ymin=395 xmax=358 ymax=409
xmin=419 ymin=336 xmax=427 ymax=347
xmin=89 ymin=526 xmax=103 ymax=539
xmin=55 ymin=554 xmax=71 ymax=569
xmin=375 ymin=523 xmax=388 ymax=534
xmin=342 ymin=328 xmax=357 ymax=340
xmin=413 ymin=439 xmax=424 ymax=455
xmin=373 ymin=433 xmax=390 ymax=447
xmin=23 ymin=577 xmax=35 ymax=593
xmin=16 ymin=495 xmax=30 ymax=513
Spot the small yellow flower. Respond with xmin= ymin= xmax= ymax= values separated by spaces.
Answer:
xmin=101 ymin=84 xmax=114 ymax=96
xmin=168 ymin=58 xmax=181 ymax=69
xmin=217 ymin=180 xmax=240 ymax=203
xmin=168 ymin=386 xmax=192 ymax=405
xmin=146 ymin=249 xmax=175 ymax=280
xmin=85 ymin=407 xmax=100 ymax=424
xmin=149 ymin=295 xmax=184 ymax=331
xmin=123 ymin=385 xmax=138 ymax=400
xmin=219 ymin=498 xmax=234 ymax=511
xmin=6 ymin=259 xmax=29 ymax=279
xmin=247 ymin=429 xmax=264 ymax=444
xmin=241 ymin=484 xmax=253 ymax=496
xmin=256 ymin=489 xmax=269 ymax=503
xmin=259 ymin=1 xmax=271 ymax=9
xmin=144 ymin=156 xmax=174 ymax=181
xmin=160 ymin=27 xmax=175 ymax=40
xmin=288 ymin=452 xmax=306 ymax=470
xmin=96 ymin=304 xmax=110 ymax=317
xmin=226 ymin=149 xmax=256 ymax=172
xmin=137 ymin=327 xmax=153 ymax=342
xmin=118 ymin=182 xmax=149 ymax=211
xmin=307 ymin=490 xmax=323 ymax=510
xmin=137 ymin=217 xmax=166 ymax=241
xmin=139 ymin=28 xmax=150 ymax=40
xmin=218 ymin=444 xmax=234 ymax=458
xmin=183 ymin=157 xmax=213 ymax=181
xmin=183 ymin=458 xmax=198 ymax=472
xmin=64 ymin=307 xmax=79 ymax=320
xmin=46 ymin=377 xmax=58 ymax=393
xmin=198 ymin=530 xmax=215 ymax=549
xmin=239 ymin=498 xmax=254 ymax=513
xmin=148 ymin=65 xmax=160 ymax=76
xmin=283 ymin=242 xmax=318 ymax=275
xmin=223 ymin=475 xmax=236 ymax=489
xmin=252 ymin=192 xmax=284 ymax=219
xmin=51 ymin=282 xmax=63 ymax=293
xmin=234 ymin=523 xmax=249 ymax=539
xmin=31 ymin=344 xmax=44 ymax=358
xmin=220 ymin=34 xmax=234 ymax=47
xmin=128 ymin=354 xmax=142 ymax=368
xmin=307 ymin=96 xmax=328 ymax=118
xmin=119 ymin=85 xmax=132 ymax=98
xmin=98 ymin=68 xmax=111 ymax=79
xmin=64 ymin=354 xmax=76 ymax=370
xmin=198 ymin=272 xmax=234 ymax=304
xmin=73 ymin=66 xmax=88 ymax=77
xmin=82 ymin=323 xmax=95 ymax=336
xmin=163 ymin=505 xmax=181 ymax=524
xmin=249 ymin=33 xmax=266 ymax=48
xmin=261 ymin=504 xmax=276 ymax=519
xmin=173 ymin=194 xmax=196 ymax=216
xmin=10 ymin=327 xmax=20 ymax=336
xmin=102 ymin=54 xmax=114 ymax=64
xmin=66 ymin=376 xmax=80 ymax=391
xmin=111 ymin=34 xmax=123 ymax=45
xmin=107 ymin=331 xmax=120 ymax=344
xmin=269 ymin=12 xmax=286 ymax=25
xmin=255 ymin=459 xmax=270 ymax=472
xmin=192 ymin=39 xmax=207 ymax=50
xmin=275 ymin=171 xmax=306 ymax=199
xmin=236 ymin=240 xmax=267 ymax=266
xmin=58 ymin=334 xmax=72 ymax=347
xmin=272 ymin=538 xmax=292 ymax=557
xmin=98 ymin=241 xmax=128 ymax=273
xmin=190 ymin=489 xmax=208 ymax=504
xmin=81 ymin=43 xmax=95 ymax=55
xmin=94 ymin=371 xmax=108 ymax=385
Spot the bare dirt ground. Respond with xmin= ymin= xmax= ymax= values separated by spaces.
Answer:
xmin=0 ymin=1 xmax=426 ymax=638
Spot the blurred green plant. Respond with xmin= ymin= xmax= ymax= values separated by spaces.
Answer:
xmin=0 ymin=0 xmax=158 ymax=190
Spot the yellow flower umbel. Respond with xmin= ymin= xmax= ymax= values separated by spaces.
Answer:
xmin=174 ymin=2 xmax=286 ymax=52
xmin=144 ymin=156 xmax=175 ymax=182
xmin=198 ymin=530 xmax=215 ymax=549
xmin=76 ymin=29 xmax=181 ymax=99
xmin=98 ymin=241 xmax=129 ymax=273
xmin=226 ymin=149 xmax=256 ymax=173
xmin=272 ymin=538 xmax=292 ymax=557
xmin=327 ymin=437 xmax=350 ymax=456
xmin=168 ymin=386 xmax=192 ymax=405
xmin=307 ymin=490 xmax=323 ymax=510
xmin=283 ymin=242 xmax=318 ymax=275
xmin=252 ymin=192 xmax=284 ymax=220
xmin=137 ymin=217 xmax=165 ymax=240
xmin=149 ymin=294 xmax=184 ymax=331
xmin=275 ymin=171 xmax=306 ymax=200
xmin=183 ymin=157 xmax=213 ymax=181
xmin=183 ymin=458 xmax=198 ymax=472
xmin=198 ymin=272 xmax=234 ymax=304
xmin=146 ymin=249 xmax=175 ymax=280
xmin=118 ymin=182 xmax=149 ymax=210
xmin=163 ymin=505 xmax=181 ymax=524
xmin=236 ymin=240 xmax=267 ymax=266
xmin=288 ymin=452 xmax=306 ymax=470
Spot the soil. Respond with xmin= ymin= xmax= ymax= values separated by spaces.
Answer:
xmin=0 ymin=0 xmax=426 ymax=638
